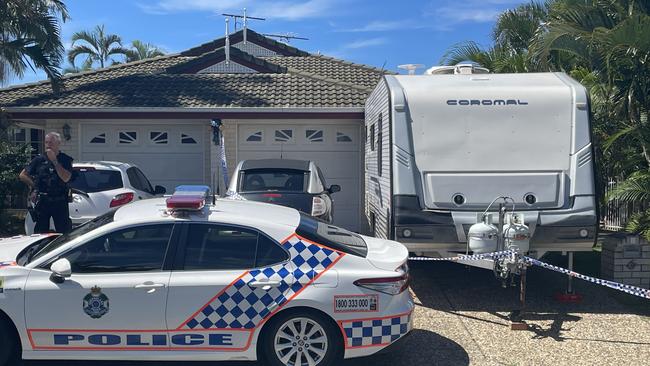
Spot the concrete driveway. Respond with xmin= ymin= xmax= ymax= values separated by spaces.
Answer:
xmin=25 ymin=253 xmax=650 ymax=366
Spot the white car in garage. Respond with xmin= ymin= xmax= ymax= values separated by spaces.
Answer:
xmin=25 ymin=161 xmax=166 ymax=234
xmin=1 ymin=186 xmax=413 ymax=365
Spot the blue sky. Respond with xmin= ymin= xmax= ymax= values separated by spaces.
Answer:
xmin=7 ymin=0 xmax=526 ymax=87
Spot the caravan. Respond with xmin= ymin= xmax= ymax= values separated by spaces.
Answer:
xmin=364 ymin=67 xmax=597 ymax=258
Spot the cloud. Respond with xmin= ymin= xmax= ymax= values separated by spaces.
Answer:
xmin=342 ymin=37 xmax=387 ymax=49
xmin=425 ymin=0 xmax=522 ymax=25
xmin=138 ymin=0 xmax=338 ymax=20
xmin=339 ymin=20 xmax=404 ymax=32
xmin=435 ymin=8 xmax=502 ymax=23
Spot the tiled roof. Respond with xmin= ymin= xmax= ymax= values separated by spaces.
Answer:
xmin=0 ymin=30 xmax=386 ymax=109
xmin=1 ymin=74 xmax=368 ymax=108
xmin=266 ymin=55 xmax=389 ymax=90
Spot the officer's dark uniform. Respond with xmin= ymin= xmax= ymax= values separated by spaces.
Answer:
xmin=26 ymin=152 xmax=73 ymax=234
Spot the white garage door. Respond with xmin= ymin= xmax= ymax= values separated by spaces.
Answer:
xmin=238 ymin=124 xmax=362 ymax=232
xmin=81 ymin=124 xmax=205 ymax=192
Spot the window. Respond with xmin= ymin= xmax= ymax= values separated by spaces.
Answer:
xmin=256 ymin=235 xmax=290 ymax=267
xmin=274 ymin=129 xmax=294 ymax=143
xmin=370 ymin=124 xmax=375 ymax=151
xmin=181 ymin=133 xmax=197 ymax=144
xmin=150 ymin=131 xmax=168 ymax=144
xmin=126 ymin=167 xmax=154 ymax=194
xmin=119 ymin=131 xmax=137 ymax=144
xmin=246 ymin=131 xmax=263 ymax=142
xmin=377 ymin=113 xmax=383 ymax=176
xmin=11 ymin=128 xmax=26 ymax=143
xmin=70 ymin=168 xmax=123 ymax=193
xmin=305 ymin=129 xmax=324 ymax=143
xmin=239 ymin=169 xmax=307 ymax=192
xmin=296 ymin=213 xmax=367 ymax=257
xmin=336 ymin=131 xmax=352 ymax=143
xmin=61 ymin=224 xmax=173 ymax=273
xmin=30 ymin=211 xmax=116 ymax=265
xmin=182 ymin=224 xmax=288 ymax=270
xmin=29 ymin=129 xmax=44 ymax=158
xmin=90 ymin=133 xmax=106 ymax=144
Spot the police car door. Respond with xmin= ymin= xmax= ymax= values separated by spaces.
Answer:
xmin=24 ymin=223 xmax=178 ymax=352
xmin=166 ymin=223 xmax=292 ymax=356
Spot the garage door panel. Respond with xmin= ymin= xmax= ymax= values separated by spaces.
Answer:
xmin=237 ymin=124 xmax=361 ymax=232
xmin=326 ymin=178 xmax=357 ymax=208
xmin=81 ymin=123 xmax=205 ymax=194
xmin=331 ymin=209 xmax=359 ymax=232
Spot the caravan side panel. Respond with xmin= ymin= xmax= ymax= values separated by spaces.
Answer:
xmin=365 ymin=77 xmax=392 ymax=239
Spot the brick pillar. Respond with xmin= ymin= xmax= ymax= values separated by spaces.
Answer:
xmin=601 ymin=233 xmax=650 ymax=289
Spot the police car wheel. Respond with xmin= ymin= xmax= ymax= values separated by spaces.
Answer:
xmin=263 ymin=312 xmax=341 ymax=366
xmin=0 ymin=319 xmax=19 ymax=366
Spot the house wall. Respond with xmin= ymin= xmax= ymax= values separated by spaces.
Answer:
xmin=36 ymin=116 xmax=368 ymax=233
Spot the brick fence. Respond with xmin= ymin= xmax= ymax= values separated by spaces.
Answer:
xmin=601 ymin=233 xmax=650 ymax=289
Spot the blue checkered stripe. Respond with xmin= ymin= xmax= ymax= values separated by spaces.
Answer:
xmin=343 ymin=313 xmax=412 ymax=348
xmin=182 ymin=235 xmax=343 ymax=330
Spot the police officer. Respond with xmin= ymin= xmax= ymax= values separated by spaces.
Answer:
xmin=19 ymin=132 xmax=73 ymax=234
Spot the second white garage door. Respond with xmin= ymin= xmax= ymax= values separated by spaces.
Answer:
xmin=80 ymin=123 xmax=206 ymax=192
xmin=237 ymin=123 xmax=362 ymax=232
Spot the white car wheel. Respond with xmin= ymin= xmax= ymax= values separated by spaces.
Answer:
xmin=264 ymin=313 xmax=341 ymax=366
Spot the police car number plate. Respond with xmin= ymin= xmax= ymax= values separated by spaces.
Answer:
xmin=334 ymin=295 xmax=378 ymax=313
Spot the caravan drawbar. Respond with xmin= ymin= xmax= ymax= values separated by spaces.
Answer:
xmin=364 ymin=71 xmax=598 ymax=258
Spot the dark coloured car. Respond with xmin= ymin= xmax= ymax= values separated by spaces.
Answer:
xmin=227 ymin=159 xmax=340 ymax=222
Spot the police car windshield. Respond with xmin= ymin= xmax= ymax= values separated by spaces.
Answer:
xmin=28 ymin=210 xmax=116 ymax=264
xmin=295 ymin=213 xmax=367 ymax=257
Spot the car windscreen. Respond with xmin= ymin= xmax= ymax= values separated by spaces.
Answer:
xmin=239 ymin=169 xmax=307 ymax=192
xmin=295 ymin=213 xmax=368 ymax=257
xmin=70 ymin=168 xmax=123 ymax=193
xmin=28 ymin=210 xmax=116 ymax=264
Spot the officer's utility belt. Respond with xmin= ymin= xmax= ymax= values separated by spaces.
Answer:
xmin=36 ymin=192 xmax=68 ymax=202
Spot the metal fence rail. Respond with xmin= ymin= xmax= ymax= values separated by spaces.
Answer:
xmin=602 ymin=178 xmax=648 ymax=231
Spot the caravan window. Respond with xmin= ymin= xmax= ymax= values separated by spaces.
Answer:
xmin=378 ymin=113 xmax=383 ymax=176
xmin=370 ymin=124 xmax=375 ymax=151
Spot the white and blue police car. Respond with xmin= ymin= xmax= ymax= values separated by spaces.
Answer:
xmin=0 ymin=186 xmax=413 ymax=365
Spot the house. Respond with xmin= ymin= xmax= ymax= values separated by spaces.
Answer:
xmin=0 ymin=29 xmax=389 ymax=233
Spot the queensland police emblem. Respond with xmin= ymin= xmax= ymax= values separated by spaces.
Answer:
xmin=83 ymin=286 xmax=109 ymax=319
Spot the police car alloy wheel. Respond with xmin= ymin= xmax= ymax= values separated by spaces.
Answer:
xmin=263 ymin=312 xmax=342 ymax=366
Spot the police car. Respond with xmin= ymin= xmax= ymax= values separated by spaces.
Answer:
xmin=0 ymin=186 xmax=413 ymax=365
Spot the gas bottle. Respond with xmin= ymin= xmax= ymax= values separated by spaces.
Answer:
xmin=468 ymin=215 xmax=498 ymax=254
xmin=503 ymin=213 xmax=530 ymax=253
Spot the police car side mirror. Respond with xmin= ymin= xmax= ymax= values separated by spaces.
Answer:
xmin=50 ymin=258 xmax=72 ymax=284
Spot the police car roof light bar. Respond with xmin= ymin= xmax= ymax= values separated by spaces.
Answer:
xmin=166 ymin=195 xmax=206 ymax=211
xmin=173 ymin=185 xmax=211 ymax=198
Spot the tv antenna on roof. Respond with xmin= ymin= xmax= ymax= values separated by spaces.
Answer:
xmin=222 ymin=8 xmax=265 ymax=44
xmin=263 ymin=33 xmax=309 ymax=43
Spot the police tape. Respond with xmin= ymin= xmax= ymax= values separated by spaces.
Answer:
xmin=523 ymin=257 xmax=650 ymax=300
xmin=408 ymin=251 xmax=650 ymax=300
xmin=407 ymin=250 xmax=516 ymax=262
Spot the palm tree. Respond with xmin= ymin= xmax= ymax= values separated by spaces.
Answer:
xmin=125 ymin=40 xmax=165 ymax=62
xmin=532 ymin=0 xmax=650 ymax=164
xmin=0 ymin=0 xmax=69 ymax=91
xmin=67 ymin=25 xmax=130 ymax=69
xmin=440 ymin=1 xmax=550 ymax=73
xmin=530 ymin=0 xmax=650 ymax=233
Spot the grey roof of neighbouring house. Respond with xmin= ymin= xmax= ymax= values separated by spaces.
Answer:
xmin=0 ymin=29 xmax=390 ymax=109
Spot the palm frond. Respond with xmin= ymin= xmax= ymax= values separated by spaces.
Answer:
xmin=606 ymin=171 xmax=650 ymax=202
